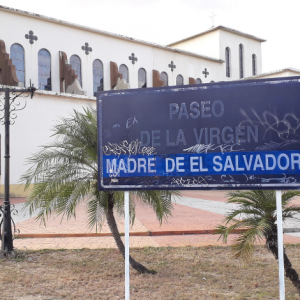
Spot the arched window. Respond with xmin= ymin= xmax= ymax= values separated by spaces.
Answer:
xmin=93 ymin=59 xmax=103 ymax=96
xmin=119 ymin=64 xmax=129 ymax=83
xmin=160 ymin=72 xmax=168 ymax=86
xmin=239 ymin=44 xmax=244 ymax=79
xmin=252 ymin=54 xmax=257 ymax=76
xmin=196 ymin=78 xmax=202 ymax=84
xmin=70 ymin=55 xmax=82 ymax=86
xmin=225 ymin=47 xmax=230 ymax=77
xmin=210 ymin=80 xmax=215 ymax=83
xmin=138 ymin=68 xmax=147 ymax=88
xmin=10 ymin=43 xmax=25 ymax=86
xmin=176 ymin=75 xmax=184 ymax=86
xmin=38 ymin=49 xmax=51 ymax=91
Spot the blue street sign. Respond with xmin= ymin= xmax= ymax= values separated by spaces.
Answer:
xmin=97 ymin=76 xmax=300 ymax=190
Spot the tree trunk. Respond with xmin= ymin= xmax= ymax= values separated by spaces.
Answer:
xmin=105 ymin=193 xmax=155 ymax=274
xmin=266 ymin=224 xmax=300 ymax=295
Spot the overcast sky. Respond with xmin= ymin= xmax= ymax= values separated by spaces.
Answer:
xmin=1 ymin=0 xmax=299 ymax=73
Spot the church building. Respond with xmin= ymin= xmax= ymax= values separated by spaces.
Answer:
xmin=0 ymin=5 xmax=299 ymax=196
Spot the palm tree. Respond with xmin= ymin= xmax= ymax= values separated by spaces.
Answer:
xmin=20 ymin=105 xmax=177 ymax=274
xmin=216 ymin=190 xmax=300 ymax=294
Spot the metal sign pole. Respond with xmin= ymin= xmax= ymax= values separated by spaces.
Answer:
xmin=276 ymin=190 xmax=285 ymax=299
xmin=125 ymin=191 xmax=130 ymax=300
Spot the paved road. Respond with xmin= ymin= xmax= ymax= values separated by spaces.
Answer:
xmin=6 ymin=191 xmax=300 ymax=249
xmin=10 ymin=203 xmax=39 ymax=224
xmin=173 ymin=195 xmax=300 ymax=232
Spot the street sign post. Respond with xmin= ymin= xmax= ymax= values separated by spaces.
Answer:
xmin=98 ymin=77 xmax=300 ymax=191
xmin=97 ymin=76 xmax=300 ymax=300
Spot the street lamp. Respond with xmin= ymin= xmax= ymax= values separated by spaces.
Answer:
xmin=0 ymin=83 xmax=36 ymax=258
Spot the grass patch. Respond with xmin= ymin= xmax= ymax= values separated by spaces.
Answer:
xmin=0 ymin=245 xmax=299 ymax=299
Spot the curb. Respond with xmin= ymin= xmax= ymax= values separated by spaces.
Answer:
xmin=17 ymin=229 xmax=247 ymax=239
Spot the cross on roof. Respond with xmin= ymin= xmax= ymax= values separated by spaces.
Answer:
xmin=168 ymin=61 xmax=176 ymax=72
xmin=209 ymin=12 xmax=217 ymax=27
xmin=82 ymin=43 xmax=92 ymax=55
xmin=25 ymin=30 xmax=38 ymax=44
xmin=202 ymin=68 xmax=209 ymax=78
xmin=129 ymin=53 xmax=138 ymax=64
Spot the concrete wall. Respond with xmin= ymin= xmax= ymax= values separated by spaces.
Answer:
xmin=169 ymin=30 xmax=221 ymax=60
xmin=169 ymin=29 xmax=263 ymax=82
xmin=0 ymin=9 xmax=223 ymax=96
xmin=0 ymin=91 xmax=95 ymax=194
xmin=152 ymin=47 xmax=222 ymax=84
xmin=219 ymin=30 xmax=262 ymax=81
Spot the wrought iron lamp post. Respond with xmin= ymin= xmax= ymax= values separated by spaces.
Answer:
xmin=0 ymin=84 xmax=36 ymax=257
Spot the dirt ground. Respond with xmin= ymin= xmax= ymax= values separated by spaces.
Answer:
xmin=1 ymin=245 xmax=300 ymax=299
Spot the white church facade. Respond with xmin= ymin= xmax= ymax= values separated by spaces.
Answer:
xmin=0 ymin=5 xmax=299 ymax=196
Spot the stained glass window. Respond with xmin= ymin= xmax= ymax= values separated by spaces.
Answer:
xmin=119 ymin=64 xmax=129 ymax=83
xmin=70 ymin=55 xmax=82 ymax=86
xmin=160 ymin=72 xmax=168 ymax=86
xmin=38 ymin=49 xmax=51 ymax=91
xmin=239 ymin=44 xmax=244 ymax=79
xmin=138 ymin=68 xmax=147 ymax=88
xmin=225 ymin=47 xmax=230 ymax=77
xmin=252 ymin=54 xmax=256 ymax=76
xmin=176 ymin=74 xmax=184 ymax=86
xmin=93 ymin=59 xmax=103 ymax=96
xmin=10 ymin=44 xmax=25 ymax=86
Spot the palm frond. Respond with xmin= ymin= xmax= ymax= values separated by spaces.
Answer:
xmin=87 ymin=192 xmax=107 ymax=232
xmin=20 ymin=105 xmax=177 ymax=232
xmin=215 ymin=189 xmax=300 ymax=260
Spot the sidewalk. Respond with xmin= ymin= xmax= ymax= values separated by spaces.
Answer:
xmin=9 ymin=191 xmax=300 ymax=250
